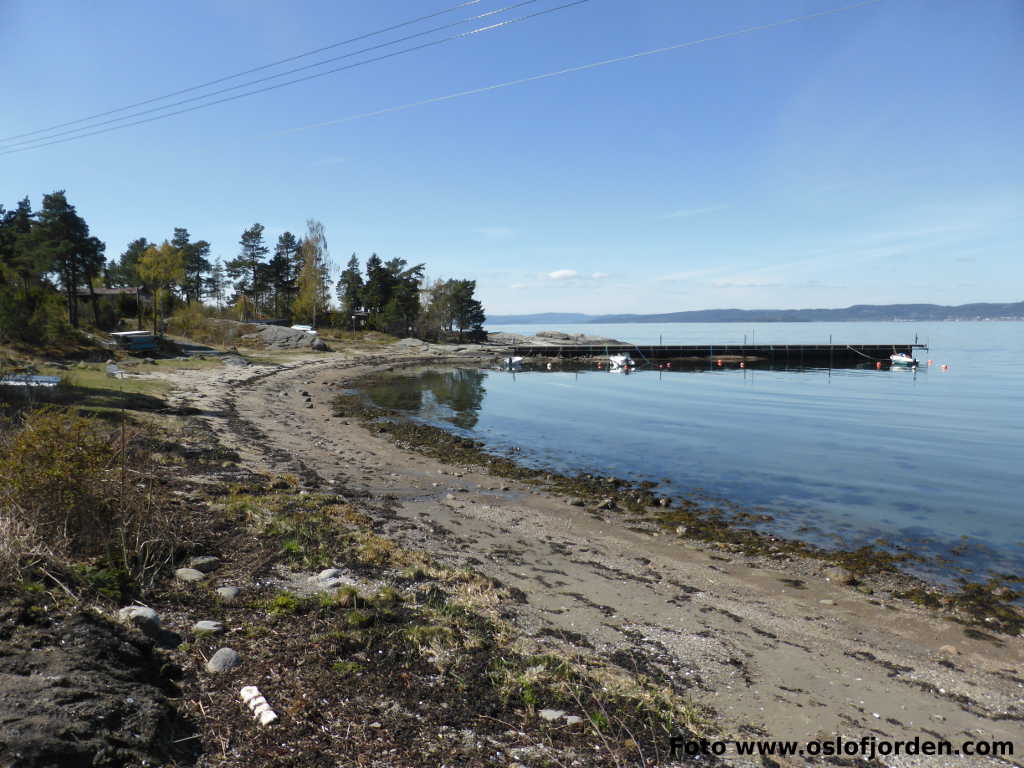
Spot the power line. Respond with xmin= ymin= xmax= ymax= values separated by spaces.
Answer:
xmin=277 ymin=0 xmax=887 ymax=137
xmin=1 ymin=0 xmax=545 ymax=150
xmin=0 ymin=0 xmax=484 ymax=144
xmin=1 ymin=0 xmax=594 ymax=156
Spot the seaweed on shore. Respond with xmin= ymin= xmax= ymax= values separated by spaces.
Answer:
xmin=333 ymin=382 xmax=1024 ymax=638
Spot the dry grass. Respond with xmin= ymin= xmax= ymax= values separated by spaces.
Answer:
xmin=0 ymin=512 xmax=43 ymax=584
xmin=0 ymin=408 xmax=200 ymax=588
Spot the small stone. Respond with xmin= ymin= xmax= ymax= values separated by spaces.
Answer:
xmin=564 ymin=715 xmax=583 ymax=725
xmin=675 ymin=525 xmax=688 ymax=536
xmin=369 ymin=721 xmax=382 ymax=729
xmin=216 ymin=586 xmax=241 ymax=602
xmin=192 ymin=620 xmax=225 ymax=635
xmin=938 ymin=645 xmax=958 ymax=655
xmin=117 ymin=606 xmax=160 ymax=636
xmin=568 ymin=498 xmax=585 ymax=507
xmin=856 ymin=585 xmax=874 ymax=595
xmin=188 ymin=555 xmax=221 ymax=573
xmin=657 ymin=497 xmax=672 ymax=507
xmin=311 ymin=337 xmax=329 ymax=351
xmin=175 ymin=567 xmax=206 ymax=583
xmin=446 ymin=493 xmax=457 ymax=501
xmin=538 ymin=708 xmax=565 ymax=722
xmin=822 ymin=566 xmax=854 ymax=585
xmin=315 ymin=568 xmax=342 ymax=582
xmin=206 ymin=647 xmax=241 ymax=673
xmin=818 ymin=599 xmax=835 ymax=606
xmin=596 ymin=498 xmax=616 ymax=511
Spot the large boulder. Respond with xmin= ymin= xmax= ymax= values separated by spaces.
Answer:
xmin=240 ymin=324 xmax=321 ymax=350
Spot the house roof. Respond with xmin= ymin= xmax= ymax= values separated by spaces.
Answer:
xmin=74 ymin=286 xmax=150 ymax=297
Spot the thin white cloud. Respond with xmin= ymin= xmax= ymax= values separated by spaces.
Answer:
xmin=510 ymin=283 xmax=528 ymax=290
xmin=659 ymin=267 xmax=725 ymax=282
xmin=592 ymin=272 xmax=609 ymax=279
xmin=546 ymin=269 xmax=578 ymax=280
xmin=711 ymin=278 xmax=784 ymax=289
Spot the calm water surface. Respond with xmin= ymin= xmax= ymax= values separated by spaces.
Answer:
xmin=360 ymin=322 xmax=1024 ymax=582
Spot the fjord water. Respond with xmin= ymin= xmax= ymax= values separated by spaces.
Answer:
xmin=364 ymin=322 xmax=1024 ymax=582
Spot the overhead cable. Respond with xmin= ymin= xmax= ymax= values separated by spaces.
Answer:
xmin=0 ymin=0 xmax=484 ymax=144
xmin=1 ymin=0 xmax=593 ymax=155
xmin=278 ymin=0 xmax=887 ymax=137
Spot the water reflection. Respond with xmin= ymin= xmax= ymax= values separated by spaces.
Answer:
xmin=363 ymin=368 xmax=486 ymax=429
xmin=357 ymin=361 xmax=1023 ymax=582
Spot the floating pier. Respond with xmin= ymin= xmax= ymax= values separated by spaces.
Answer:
xmin=511 ymin=343 xmax=928 ymax=366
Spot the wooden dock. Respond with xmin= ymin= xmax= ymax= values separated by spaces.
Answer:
xmin=511 ymin=343 xmax=929 ymax=365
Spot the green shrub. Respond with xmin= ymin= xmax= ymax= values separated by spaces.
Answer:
xmin=0 ymin=408 xmax=198 ymax=588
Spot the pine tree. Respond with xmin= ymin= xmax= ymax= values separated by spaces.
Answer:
xmin=361 ymin=254 xmax=388 ymax=315
xmin=172 ymin=227 xmax=211 ymax=304
xmin=30 ymin=191 xmax=105 ymax=328
xmin=206 ymin=259 xmax=227 ymax=311
xmin=450 ymin=279 xmax=486 ymax=340
xmin=226 ymin=223 xmax=268 ymax=319
xmin=266 ymin=232 xmax=301 ymax=317
xmin=109 ymin=237 xmax=149 ymax=287
xmin=0 ymin=198 xmax=40 ymax=297
xmin=336 ymin=253 xmax=364 ymax=319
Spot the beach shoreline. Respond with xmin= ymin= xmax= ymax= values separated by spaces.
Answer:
xmin=151 ymin=343 xmax=1024 ymax=763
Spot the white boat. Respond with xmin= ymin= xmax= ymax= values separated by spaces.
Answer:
xmin=890 ymin=353 xmax=917 ymax=366
xmin=290 ymin=324 xmax=317 ymax=335
xmin=608 ymin=354 xmax=635 ymax=370
xmin=504 ymin=356 xmax=524 ymax=368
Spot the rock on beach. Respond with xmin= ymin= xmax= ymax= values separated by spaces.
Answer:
xmin=206 ymin=647 xmax=241 ymax=673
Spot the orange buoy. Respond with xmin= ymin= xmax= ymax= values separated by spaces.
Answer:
xmin=876 ymin=361 xmax=882 ymax=369
xmin=717 ymin=359 xmax=723 ymax=366
xmin=927 ymin=359 xmax=933 ymax=366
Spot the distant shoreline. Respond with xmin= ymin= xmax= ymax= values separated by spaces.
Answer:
xmin=488 ymin=301 xmax=1024 ymax=325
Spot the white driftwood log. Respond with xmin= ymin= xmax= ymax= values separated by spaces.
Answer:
xmin=240 ymin=685 xmax=278 ymax=726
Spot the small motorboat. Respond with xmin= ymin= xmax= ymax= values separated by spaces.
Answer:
xmin=504 ymin=356 xmax=524 ymax=368
xmin=608 ymin=354 xmax=635 ymax=370
xmin=890 ymin=353 xmax=917 ymax=366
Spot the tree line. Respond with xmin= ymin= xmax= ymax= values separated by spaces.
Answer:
xmin=1 ymin=190 xmax=485 ymax=343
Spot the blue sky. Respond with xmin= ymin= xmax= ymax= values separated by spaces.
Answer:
xmin=2 ymin=0 xmax=1020 ymax=314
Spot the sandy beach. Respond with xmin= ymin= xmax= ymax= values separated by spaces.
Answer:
xmin=151 ymin=345 xmax=1024 ymax=766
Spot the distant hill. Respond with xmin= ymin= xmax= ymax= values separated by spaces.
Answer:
xmin=489 ymin=302 xmax=1024 ymax=325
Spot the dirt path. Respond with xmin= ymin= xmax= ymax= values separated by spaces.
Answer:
xmin=151 ymin=349 xmax=1024 ymax=766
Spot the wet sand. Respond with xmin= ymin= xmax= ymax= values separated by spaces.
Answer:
xmin=151 ymin=347 xmax=1024 ymax=766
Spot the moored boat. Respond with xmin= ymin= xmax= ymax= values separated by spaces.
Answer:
xmin=608 ymin=353 xmax=635 ymax=370
xmin=890 ymin=352 xmax=917 ymax=366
